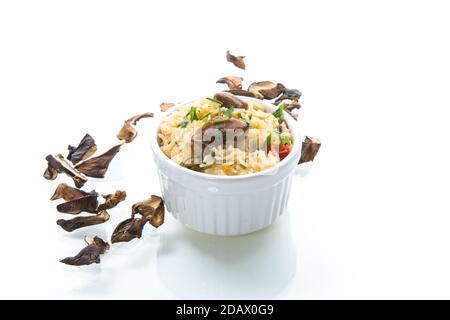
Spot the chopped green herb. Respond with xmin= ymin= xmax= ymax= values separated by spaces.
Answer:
xmin=206 ymin=97 xmax=223 ymax=105
xmin=213 ymin=118 xmax=231 ymax=125
xmin=177 ymin=106 xmax=198 ymax=128
xmin=266 ymin=133 xmax=272 ymax=147
xmin=272 ymin=103 xmax=286 ymax=119
xmin=224 ymin=107 xmax=234 ymax=119
xmin=199 ymin=112 xmax=211 ymax=120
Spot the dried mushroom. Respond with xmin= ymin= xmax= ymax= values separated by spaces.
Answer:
xmin=75 ymin=144 xmax=122 ymax=178
xmin=284 ymin=100 xmax=301 ymax=120
xmin=160 ymin=102 xmax=175 ymax=112
xmin=84 ymin=236 xmax=110 ymax=254
xmin=57 ymin=210 xmax=110 ymax=232
xmin=45 ymin=154 xmax=87 ymax=188
xmin=60 ymin=236 xmax=109 ymax=266
xmin=56 ymin=193 xmax=99 ymax=214
xmin=111 ymin=217 xmax=146 ymax=244
xmin=299 ymin=136 xmax=321 ymax=164
xmin=226 ymin=50 xmax=246 ymax=70
xmin=248 ymin=81 xmax=285 ymax=100
xmin=117 ymin=112 xmax=154 ymax=143
xmin=213 ymin=92 xmax=248 ymax=109
xmin=216 ymin=76 xmax=243 ymax=90
xmin=67 ymin=134 xmax=97 ymax=165
xmin=224 ymin=89 xmax=257 ymax=98
xmin=50 ymin=183 xmax=91 ymax=201
xmin=97 ymin=190 xmax=127 ymax=211
xmin=131 ymin=195 xmax=165 ymax=228
xmin=274 ymin=87 xmax=302 ymax=105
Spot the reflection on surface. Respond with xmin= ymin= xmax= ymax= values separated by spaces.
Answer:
xmin=157 ymin=211 xmax=296 ymax=299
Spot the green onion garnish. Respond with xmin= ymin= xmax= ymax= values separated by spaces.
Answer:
xmin=206 ymin=97 xmax=223 ymax=105
xmin=272 ymin=103 xmax=286 ymax=119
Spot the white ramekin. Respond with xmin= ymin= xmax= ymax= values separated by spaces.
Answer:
xmin=150 ymin=98 xmax=301 ymax=236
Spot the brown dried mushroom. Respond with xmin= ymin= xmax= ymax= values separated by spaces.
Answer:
xmin=50 ymin=183 xmax=91 ymax=201
xmin=57 ymin=210 xmax=110 ymax=232
xmin=56 ymin=193 xmax=99 ymax=214
xmin=84 ymin=236 xmax=110 ymax=254
xmin=274 ymin=88 xmax=302 ymax=105
xmin=160 ymin=102 xmax=175 ymax=112
xmin=226 ymin=50 xmax=245 ymax=70
xmin=44 ymin=154 xmax=87 ymax=188
xmin=97 ymin=190 xmax=127 ymax=211
xmin=216 ymin=76 xmax=243 ymax=90
xmin=213 ymin=92 xmax=248 ymax=109
xmin=248 ymin=81 xmax=285 ymax=100
xmin=111 ymin=217 xmax=147 ymax=244
xmin=75 ymin=144 xmax=122 ymax=178
xmin=131 ymin=195 xmax=165 ymax=228
xmin=224 ymin=89 xmax=258 ymax=98
xmin=299 ymin=136 xmax=321 ymax=164
xmin=60 ymin=236 xmax=109 ymax=266
xmin=117 ymin=112 xmax=154 ymax=143
xmin=67 ymin=134 xmax=97 ymax=165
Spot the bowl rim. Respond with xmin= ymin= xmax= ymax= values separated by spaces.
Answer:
xmin=150 ymin=97 xmax=301 ymax=180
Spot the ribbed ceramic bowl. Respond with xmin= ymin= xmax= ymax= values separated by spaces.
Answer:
xmin=150 ymin=98 xmax=301 ymax=236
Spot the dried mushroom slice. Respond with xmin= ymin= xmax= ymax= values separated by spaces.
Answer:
xmin=60 ymin=243 xmax=102 ymax=266
xmin=45 ymin=154 xmax=87 ymax=188
xmin=248 ymin=81 xmax=285 ymax=100
xmin=224 ymin=89 xmax=257 ymax=98
xmin=111 ymin=217 xmax=146 ymax=244
xmin=299 ymin=136 xmax=321 ymax=164
xmin=67 ymin=134 xmax=97 ymax=165
xmin=274 ymin=87 xmax=302 ymax=105
xmin=213 ymin=92 xmax=248 ymax=110
xmin=57 ymin=210 xmax=110 ymax=232
xmin=43 ymin=166 xmax=58 ymax=180
xmin=50 ymin=183 xmax=91 ymax=201
xmin=216 ymin=76 xmax=243 ymax=90
xmin=117 ymin=112 xmax=154 ymax=143
xmin=97 ymin=190 xmax=127 ymax=211
xmin=131 ymin=195 xmax=165 ymax=228
xmin=60 ymin=236 xmax=109 ymax=266
xmin=56 ymin=193 xmax=99 ymax=214
xmin=226 ymin=50 xmax=246 ymax=70
xmin=160 ymin=102 xmax=175 ymax=112
xmin=75 ymin=144 xmax=122 ymax=178
xmin=84 ymin=236 xmax=110 ymax=254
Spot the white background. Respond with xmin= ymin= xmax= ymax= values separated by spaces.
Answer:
xmin=0 ymin=0 xmax=449 ymax=299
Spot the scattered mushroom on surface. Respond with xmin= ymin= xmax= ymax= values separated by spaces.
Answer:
xmin=299 ymin=136 xmax=321 ymax=164
xmin=67 ymin=134 xmax=97 ymax=165
xmin=248 ymin=81 xmax=285 ymax=100
xmin=226 ymin=50 xmax=246 ymax=70
xmin=60 ymin=236 xmax=109 ymax=266
xmin=216 ymin=76 xmax=243 ymax=90
xmin=57 ymin=210 xmax=110 ymax=232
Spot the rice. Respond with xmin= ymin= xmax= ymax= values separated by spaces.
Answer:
xmin=158 ymin=97 xmax=293 ymax=176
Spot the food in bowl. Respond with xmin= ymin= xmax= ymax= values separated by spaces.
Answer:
xmin=157 ymin=93 xmax=293 ymax=176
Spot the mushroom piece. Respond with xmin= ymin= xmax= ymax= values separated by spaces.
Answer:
xmin=213 ymin=92 xmax=248 ymax=109
xmin=274 ymin=88 xmax=302 ymax=105
xmin=75 ymin=144 xmax=122 ymax=178
xmin=44 ymin=154 xmax=88 ymax=188
xmin=110 ymin=217 xmax=147 ymax=244
xmin=50 ymin=183 xmax=92 ymax=201
xmin=248 ymin=81 xmax=285 ymax=100
xmin=97 ymin=190 xmax=127 ymax=211
xmin=216 ymin=76 xmax=243 ymax=90
xmin=224 ymin=89 xmax=258 ymax=98
xmin=60 ymin=236 xmax=109 ymax=266
xmin=131 ymin=195 xmax=165 ymax=228
xmin=117 ymin=112 xmax=154 ymax=143
xmin=56 ymin=193 xmax=99 ymax=214
xmin=84 ymin=236 xmax=110 ymax=254
xmin=160 ymin=102 xmax=175 ymax=112
xmin=299 ymin=136 xmax=321 ymax=164
xmin=57 ymin=210 xmax=110 ymax=232
xmin=67 ymin=134 xmax=97 ymax=165
xmin=226 ymin=50 xmax=246 ymax=70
